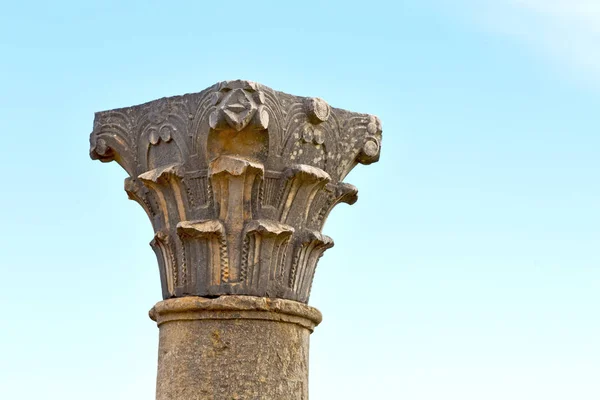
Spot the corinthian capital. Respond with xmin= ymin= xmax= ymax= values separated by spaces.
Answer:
xmin=90 ymin=80 xmax=382 ymax=303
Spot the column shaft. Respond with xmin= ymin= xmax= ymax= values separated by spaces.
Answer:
xmin=150 ymin=296 xmax=322 ymax=400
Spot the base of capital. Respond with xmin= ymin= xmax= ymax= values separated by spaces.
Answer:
xmin=149 ymin=295 xmax=322 ymax=331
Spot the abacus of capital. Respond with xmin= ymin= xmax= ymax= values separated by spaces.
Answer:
xmin=89 ymin=80 xmax=382 ymax=399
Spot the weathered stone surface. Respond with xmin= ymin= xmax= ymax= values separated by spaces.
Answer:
xmin=150 ymin=296 xmax=321 ymax=400
xmin=90 ymin=80 xmax=382 ymax=303
xmin=90 ymin=81 xmax=383 ymax=399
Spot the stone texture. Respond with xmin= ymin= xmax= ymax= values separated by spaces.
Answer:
xmin=89 ymin=80 xmax=382 ymax=303
xmin=150 ymin=296 xmax=321 ymax=400
xmin=89 ymin=80 xmax=382 ymax=399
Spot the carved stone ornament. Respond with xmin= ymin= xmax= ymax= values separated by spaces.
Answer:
xmin=90 ymin=80 xmax=382 ymax=303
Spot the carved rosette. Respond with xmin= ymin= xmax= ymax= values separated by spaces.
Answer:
xmin=90 ymin=80 xmax=382 ymax=303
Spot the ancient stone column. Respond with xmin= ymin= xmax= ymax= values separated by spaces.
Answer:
xmin=89 ymin=80 xmax=382 ymax=400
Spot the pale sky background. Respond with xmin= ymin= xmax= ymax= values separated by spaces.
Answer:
xmin=1 ymin=1 xmax=599 ymax=399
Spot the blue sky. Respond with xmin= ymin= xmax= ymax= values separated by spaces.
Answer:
xmin=1 ymin=1 xmax=599 ymax=399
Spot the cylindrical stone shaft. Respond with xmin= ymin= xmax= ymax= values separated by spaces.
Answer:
xmin=150 ymin=296 xmax=322 ymax=400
